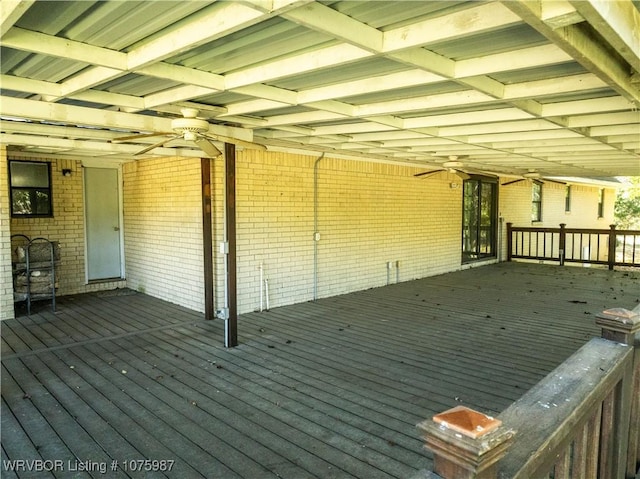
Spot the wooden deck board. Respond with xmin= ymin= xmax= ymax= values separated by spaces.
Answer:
xmin=1 ymin=263 xmax=638 ymax=478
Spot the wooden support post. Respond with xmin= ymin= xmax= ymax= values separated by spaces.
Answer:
xmin=608 ymin=224 xmax=617 ymax=270
xmin=596 ymin=306 xmax=640 ymax=478
xmin=417 ymin=407 xmax=515 ymax=479
xmin=225 ymin=143 xmax=238 ymax=347
xmin=558 ymin=223 xmax=566 ymax=266
xmin=201 ymin=158 xmax=214 ymax=321
xmin=506 ymin=223 xmax=513 ymax=261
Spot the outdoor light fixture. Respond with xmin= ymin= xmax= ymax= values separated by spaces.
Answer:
xmin=62 ymin=168 xmax=72 ymax=177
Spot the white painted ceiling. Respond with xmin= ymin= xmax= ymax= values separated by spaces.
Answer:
xmin=1 ymin=0 xmax=639 ymax=178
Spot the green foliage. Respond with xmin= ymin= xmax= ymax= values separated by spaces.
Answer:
xmin=614 ymin=177 xmax=640 ymax=230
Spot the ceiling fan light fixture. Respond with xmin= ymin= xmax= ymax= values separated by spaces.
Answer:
xmin=523 ymin=171 xmax=541 ymax=179
xmin=171 ymin=117 xmax=210 ymax=136
xmin=443 ymin=161 xmax=463 ymax=169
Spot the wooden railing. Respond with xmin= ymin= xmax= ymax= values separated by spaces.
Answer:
xmin=507 ymin=223 xmax=640 ymax=270
xmin=415 ymin=304 xmax=640 ymax=479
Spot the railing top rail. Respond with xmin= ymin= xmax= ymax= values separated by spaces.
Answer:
xmin=496 ymin=337 xmax=633 ymax=479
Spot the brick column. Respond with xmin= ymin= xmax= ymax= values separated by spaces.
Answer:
xmin=0 ymin=145 xmax=15 ymax=319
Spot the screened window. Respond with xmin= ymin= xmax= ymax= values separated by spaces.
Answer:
xmin=9 ymin=161 xmax=53 ymax=217
xmin=565 ymin=185 xmax=571 ymax=212
xmin=531 ymin=181 xmax=542 ymax=222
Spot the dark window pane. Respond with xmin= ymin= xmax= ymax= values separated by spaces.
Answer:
xmin=10 ymin=162 xmax=49 ymax=187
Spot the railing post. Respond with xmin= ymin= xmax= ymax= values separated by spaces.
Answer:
xmin=596 ymin=306 xmax=640 ymax=478
xmin=506 ymin=222 xmax=513 ymax=261
xmin=558 ymin=223 xmax=566 ymax=266
xmin=608 ymin=224 xmax=617 ymax=270
xmin=417 ymin=406 xmax=515 ymax=479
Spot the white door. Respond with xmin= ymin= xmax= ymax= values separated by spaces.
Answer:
xmin=85 ymin=167 xmax=122 ymax=280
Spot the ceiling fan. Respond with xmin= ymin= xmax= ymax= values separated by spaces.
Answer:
xmin=112 ymin=108 xmax=266 ymax=157
xmin=414 ymin=156 xmax=472 ymax=180
xmin=502 ymin=170 xmax=567 ymax=186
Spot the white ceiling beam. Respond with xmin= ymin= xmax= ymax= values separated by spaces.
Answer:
xmin=541 ymin=97 xmax=635 ymax=117
xmin=0 ymin=96 xmax=253 ymax=141
xmin=590 ymin=124 xmax=640 ymax=136
xmin=58 ymin=66 xmax=124 ymax=98
xmin=223 ymin=99 xmax=292 ymax=116
xmin=0 ymin=0 xmax=35 ymax=36
xmin=0 ymin=133 xmax=205 ymax=158
xmin=127 ymin=3 xmax=269 ymax=70
xmin=569 ymin=0 xmax=640 ymax=72
xmin=137 ymin=63 xmax=226 ymax=91
xmin=356 ymin=91 xmax=494 ymax=117
xmin=237 ymin=0 xmax=314 ymax=11
xmin=0 ymin=96 xmax=172 ymax=132
xmin=0 ymin=74 xmax=61 ymax=97
xmin=564 ymin=111 xmax=640 ymax=128
xmin=470 ymin=129 xmax=584 ymax=143
xmin=143 ymin=85 xmax=220 ymax=109
xmin=263 ymin=110 xmax=346 ymax=127
xmin=231 ymin=84 xmax=298 ymax=105
xmin=503 ymin=73 xmax=606 ymax=99
xmin=503 ymin=1 xmax=640 ymax=106
xmin=281 ymin=1 xmax=383 ymax=53
xmin=404 ymin=109 xmax=534 ymax=129
xmin=0 ymin=74 xmax=151 ymax=112
xmin=540 ymin=1 xmax=584 ymax=28
xmin=383 ymin=2 xmax=521 ymax=52
xmin=388 ymin=49 xmax=456 ymax=78
xmin=313 ymin=123 xmax=397 ymax=136
xmin=2 ymin=26 xmax=128 ymax=69
xmin=455 ymin=44 xmax=572 ymax=78
xmin=225 ymin=43 xmax=371 ymax=89
xmin=488 ymin=137 xmax=599 ymax=149
xmin=71 ymin=90 xmax=146 ymax=112
xmin=298 ymin=70 xmax=445 ymax=104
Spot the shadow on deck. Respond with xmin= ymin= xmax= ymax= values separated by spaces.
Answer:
xmin=2 ymin=263 xmax=639 ymax=478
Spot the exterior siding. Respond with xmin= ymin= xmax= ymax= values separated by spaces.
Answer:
xmin=227 ymin=151 xmax=462 ymax=314
xmin=0 ymin=149 xmax=619 ymax=320
xmin=6 ymin=157 xmax=125 ymax=309
xmin=122 ymin=157 xmax=205 ymax=312
xmin=499 ymin=180 xmax=617 ymax=261
xmin=0 ymin=147 xmax=14 ymax=319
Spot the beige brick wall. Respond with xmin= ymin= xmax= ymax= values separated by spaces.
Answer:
xmin=499 ymin=180 xmax=616 ymax=261
xmin=499 ymin=180 xmax=615 ymax=228
xmin=221 ymin=151 xmax=462 ymax=314
xmin=122 ymin=157 xmax=205 ymax=312
xmin=0 ymin=146 xmax=14 ymax=320
xmin=6 ymin=157 xmax=125 ymax=311
xmin=1 ymin=148 xmax=621 ymax=322
xmin=0 ymin=158 xmax=126 ymax=318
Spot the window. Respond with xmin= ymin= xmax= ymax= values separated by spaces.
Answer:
xmin=9 ymin=161 xmax=53 ymax=217
xmin=598 ymin=188 xmax=604 ymax=218
xmin=565 ymin=185 xmax=571 ymax=212
xmin=531 ymin=181 xmax=542 ymax=222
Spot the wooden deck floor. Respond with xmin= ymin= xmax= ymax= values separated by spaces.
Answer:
xmin=2 ymin=263 xmax=639 ymax=479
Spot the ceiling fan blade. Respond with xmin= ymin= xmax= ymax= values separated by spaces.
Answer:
xmin=453 ymin=169 xmax=471 ymax=180
xmin=501 ymin=179 xmax=526 ymax=186
xmin=134 ymin=136 xmax=177 ymax=155
xmin=113 ymin=132 xmax=173 ymax=142
xmin=542 ymin=178 xmax=567 ymax=185
xmin=195 ymin=138 xmax=222 ymax=157
xmin=209 ymin=134 xmax=267 ymax=151
xmin=414 ymin=169 xmax=442 ymax=178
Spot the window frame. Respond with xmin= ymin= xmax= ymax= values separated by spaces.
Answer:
xmin=531 ymin=181 xmax=542 ymax=222
xmin=9 ymin=160 xmax=54 ymax=218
